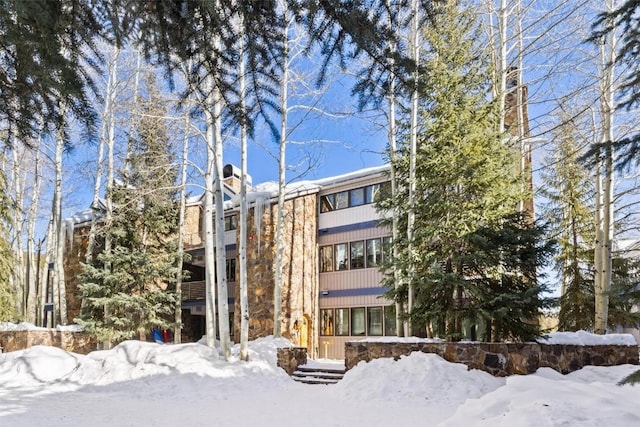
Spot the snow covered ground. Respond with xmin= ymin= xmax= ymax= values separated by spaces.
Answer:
xmin=1 ymin=331 xmax=639 ymax=427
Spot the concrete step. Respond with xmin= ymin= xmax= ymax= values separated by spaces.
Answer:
xmin=291 ymin=364 xmax=346 ymax=385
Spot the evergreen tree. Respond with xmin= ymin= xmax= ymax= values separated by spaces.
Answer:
xmin=76 ymin=74 xmax=180 ymax=344
xmin=539 ymin=115 xmax=595 ymax=331
xmin=0 ymin=167 xmax=18 ymax=321
xmin=380 ymin=1 xmax=552 ymax=341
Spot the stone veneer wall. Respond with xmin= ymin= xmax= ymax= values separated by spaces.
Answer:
xmin=235 ymin=194 xmax=318 ymax=357
xmin=63 ymin=225 xmax=91 ymax=324
xmin=345 ymin=341 xmax=639 ymax=376
xmin=277 ymin=347 xmax=308 ymax=375
xmin=0 ymin=330 xmax=95 ymax=354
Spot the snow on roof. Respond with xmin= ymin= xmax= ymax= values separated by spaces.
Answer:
xmin=310 ymin=164 xmax=389 ymax=188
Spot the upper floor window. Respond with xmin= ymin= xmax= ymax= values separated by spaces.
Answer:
xmin=320 ymin=236 xmax=392 ymax=273
xmin=319 ymin=181 xmax=390 ymax=213
xmin=226 ymin=258 xmax=236 ymax=282
xmin=320 ymin=245 xmax=334 ymax=272
xmin=224 ymin=215 xmax=237 ymax=231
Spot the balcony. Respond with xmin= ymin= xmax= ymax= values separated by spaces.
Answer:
xmin=181 ymin=281 xmax=206 ymax=300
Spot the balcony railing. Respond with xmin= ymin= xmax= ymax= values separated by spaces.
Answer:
xmin=181 ymin=281 xmax=206 ymax=300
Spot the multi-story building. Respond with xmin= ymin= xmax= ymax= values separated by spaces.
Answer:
xmin=177 ymin=164 xmax=395 ymax=359
xmin=63 ymin=163 xmax=396 ymax=359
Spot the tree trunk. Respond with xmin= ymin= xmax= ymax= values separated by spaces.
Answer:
xmin=238 ymin=16 xmax=250 ymax=361
xmin=405 ymin=0 xmax=420 ymax=336
xmin=203 ymin=74 xmax=218 ymax=350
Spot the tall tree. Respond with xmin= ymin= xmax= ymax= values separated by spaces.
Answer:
xmin=76 ymin=74 xmax=179 ymax=344
xmin=0 ymin=163 xmax=18 ymax=321
xmin=540 ymin=113 xmax=595 ymax=331
xmin=382 ymin=0 xmax=550 ymax=341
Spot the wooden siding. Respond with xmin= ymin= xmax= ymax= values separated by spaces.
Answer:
xmin=318 ymin=204 xmax=380 ymax=230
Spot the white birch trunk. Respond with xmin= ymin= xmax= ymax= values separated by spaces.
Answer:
xmin=273 ymin=1 xmax=290 ymax=339
xmin=53 ymin=114 xmax=68 ymax=325
xmin=10 ymin=139 xmax=25 ymax=318
xmin=174 ymin=66 xmax=192 ymax=344
xmin=594 ymin=8 xmax=616 ymax=334
xmin=405 ymin=0 xmax=420 ymax=336
xmin=497 ymin=0 xmax=508 ymax=135
xmin=385 ymin=0 xmax=403 ymax=337
xmin=213 ymin=85 xmax=231 ymax=360
xmin=203 ymin=74 xmax=218 ymax=350
xmin=237 ymin=15 xmax=250 ymax=361
xmin=87 ymin=46 xmax=119 ymax=264
xmin=25 ymin=136 xmax=43 ymax=322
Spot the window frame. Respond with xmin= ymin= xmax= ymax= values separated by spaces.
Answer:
xmin=350 ymin=240 xmax=365 ymax=269
xmin=319 ymin=245 xmax=334 ymax=272
xmin=335 ymin=243 xmax=349 ymax=270
xmin=335 ymin=308 xmax=350 ymax=336
xmin=350 ymin=307 xmax=366 ymax=336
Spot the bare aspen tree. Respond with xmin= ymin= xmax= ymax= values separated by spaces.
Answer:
xmin=237 ymin=13 xmax=250 ymax=360
xmin=594 ymin=2 xmax=616 ymax=334
xmin=405 ymin=0 xmax=420 ymax=336
xmin=9 ymin=134 xmax=25 ymax=318
xmin=87 ymin=46 xmax=120 ymax=264
xmin=203 ymin=72 xmax=218 ymax=350
xmin=52 ymin=111 xmax=68 ymax=325
xmin=25 ymin=136 xmax=43 ymax=322
xmin=174 ymin=60 xmax=194 ymax=345
xmin=385 ymin=0 xmax=404 ymax=337
xmin=272 ymin=0 xmax=291 ymax=339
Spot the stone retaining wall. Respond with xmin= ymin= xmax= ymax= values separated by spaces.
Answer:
xmin=277 ymin=347 xmax=308 ymax=375
xmin=345 ymin=341 xmax=639 ymax=376
xmin=0 ymin=330 xmax=95 ymax=354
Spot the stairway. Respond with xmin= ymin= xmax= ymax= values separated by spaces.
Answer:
xmin=291 ymin=362 xmax=346 ymax=385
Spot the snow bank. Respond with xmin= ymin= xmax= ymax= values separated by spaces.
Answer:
xmin=537 ymin=330 xmax=638 ymax=346
xmin=336 ymin=352 xmax=504 ymax=406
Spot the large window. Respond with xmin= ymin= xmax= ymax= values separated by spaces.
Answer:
xmin=335 ymin=243 xmax=348 ymax=270
xmin=351 ymin=307 xmax=366 ymax=336
xmin=320 ymin=194 xmax=335 ymax=213
xmin=319 ymin=181 xmax=390 ymax=213
xmin=384 ymin=305 xmax=397 ymax=336
xmin=319 ymin=305 xmax=396 ymax=337
xmin=226 ymin=258 xmax=236 ymax=282
xmin=350 ymin=241 xmax=365 ymax=269
xmin=350 ymin=187 xmax=365 ymax=207
xmin=366 ymin=238 xmax=382 ymax=268
xmin=320 ymin=237 xmax=391 ymax=273
xmin=319 ymin=245 xmax=334 ymax=272
xmin=320 ymin=309 xmax=334 ymax=335
xmin=224 ymin=215 xmax=237 ymax=231
xmin=335 ymin=308 xmax=349 ymax=336
xmin=367 ymin=307 xmax=383 ymax=336
xmin=335 ymin=191 xmax=349 ymax=209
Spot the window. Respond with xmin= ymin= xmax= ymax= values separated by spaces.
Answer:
xmin=320 ymin=194 xmax=335 ymax=213
xmin=384 ymin=305 xmax=397 ymax=336
xmin=335 ymin=308 xmax=349 ymax=336
xmin=382 ymin=236 xmax=392 ymax=261
xmin=335 ymin=243 xmax=348 ymax=270
xmin=335 ymin=191 xmax=349 ymax=209
xmin=365 ymin=184 xmax=378 ymax=204
xmin=226 ymin=258 xmax=236 ymax=282
xmin=350 ymin=241 xmax=365 ymax=269
xmin=224 ymin=215 xmax=237 ymax=231
xmin=350 ymin=187 xmax=365 ymax=207
xmin=320 ymin=309 xmax=334 ymax=335
xmin=351 ymin=307 xmax=366 ymax=335
xmin=367 ymin=307 xmax=383 ymax=336
xmin=366 ymin=238 xmax=382 ymax=268
xmin=319 ymin=245 xmax=334 ymax=272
